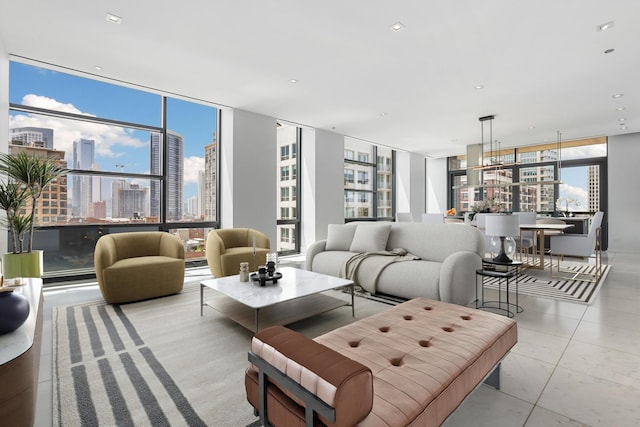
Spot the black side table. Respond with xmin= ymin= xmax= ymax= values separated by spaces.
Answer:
xmin=476 ymin=258 xmax=523 ymax=318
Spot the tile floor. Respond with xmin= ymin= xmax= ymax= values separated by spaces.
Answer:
xmin=34 ymin=252 xmax=640 ymax=426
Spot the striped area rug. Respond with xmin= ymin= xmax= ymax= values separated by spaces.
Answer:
xmin=52 ymin=269 xmax=393 ymax=426
xmin=481 ymin=260 xmax=610 ymax=304
xmin=52 ymin=271 xmax=260 ymax=427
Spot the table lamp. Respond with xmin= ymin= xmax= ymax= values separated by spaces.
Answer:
xmin=485 ymin=214 xmax=520 ymax=263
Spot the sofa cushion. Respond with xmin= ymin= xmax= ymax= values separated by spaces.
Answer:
xmin=350 ymin=223 xmax=391 ymax=253
xmin=101 ymin=256 xmax=185 ymax=303
xmin=325 ymin=224 xmax=357 ymax=251
xmin=311 ymin=251 xmax=358 ymax=278
xmin=314 ymin=298 xmax=518 ymax=426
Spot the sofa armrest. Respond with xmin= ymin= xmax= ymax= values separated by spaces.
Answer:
xmin=246 ymin=326 xmax=373 ymax=427
xmin=159 ymin=233 xmax=185 ymax=260
xmin=439 ymin=251 xmax=481 ymax=305
xmin=94 ymin=235 xmax=118 ymax=285
xmin=305 ymin=240 xmax=327 ymax=271
xmin=205 ymin=231 xmax=226 ymax=277
xmin=249 ymin=229 xmax=271 ymax=251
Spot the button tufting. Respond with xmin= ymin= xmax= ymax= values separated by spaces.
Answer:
xmin=390 ymin=357 xmax=403 ymax=367
xmin=423 ymin=306 xmax=433 ymax=311
xmin=379 ymin=326 xmax=390 ymax=333
xmin=418 ymin=340 xmax=432 ymax=347
xmin=460 ymin=315 xmax=472 ymax=320
xmin=442 ymin=327 xmax=454 ymax=332
xmin=349 ymin=341 xmax=360 ymax=348
xmin=403 ymin=315 xmax=413 ymax=320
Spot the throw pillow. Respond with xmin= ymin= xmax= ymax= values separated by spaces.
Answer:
xmin=325 ymin=224 xmax=357 ymax=251
xmin=349 ymin=223 xmax=391 ymax=253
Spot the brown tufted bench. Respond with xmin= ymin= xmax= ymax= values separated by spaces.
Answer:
xmin=246 ymin=297 xmax=517 ymax=426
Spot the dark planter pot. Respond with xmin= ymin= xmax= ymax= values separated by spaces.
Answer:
xmin=0 ymin=289 xmax=31 ymax=335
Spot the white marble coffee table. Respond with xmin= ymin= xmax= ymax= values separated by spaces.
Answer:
xmin=200 ymin=267 xmax=354 ymax=332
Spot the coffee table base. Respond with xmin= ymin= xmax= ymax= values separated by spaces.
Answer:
xmin=202 ymin=291 xmax=352 ymax=332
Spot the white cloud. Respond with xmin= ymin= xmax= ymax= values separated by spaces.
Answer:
xmin=183 ymin=156 xmax=204 ymax=184
xmin=559 ymin=183 xmax=587 ymax=210
xmin=10 ymin=94 xmax=147 ymax=163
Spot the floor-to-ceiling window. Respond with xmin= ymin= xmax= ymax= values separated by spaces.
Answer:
xmin=344 ymin=138 xmax=395 ymax=221
xmin=8 ymin=60 xmax=219 ymax=278
xmin=276 ymin=123 xmax=300 ymax=254
xmin=447 ymin=136 xmax=608 ymax=248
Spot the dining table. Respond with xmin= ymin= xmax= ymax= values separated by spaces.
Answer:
xmin=519 ymin=223 xmax=574 ymax=269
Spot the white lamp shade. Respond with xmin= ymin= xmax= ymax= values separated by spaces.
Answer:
xmin=485 ymin=214 xmax=520 ymax=237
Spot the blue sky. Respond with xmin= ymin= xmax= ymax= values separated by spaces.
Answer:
xmin=9 ymin=62 xmax=217 ymax=199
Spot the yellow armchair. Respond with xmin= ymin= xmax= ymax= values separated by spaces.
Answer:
xmin=206 ymin=228 xmax=270 ymax=277
xmin=94 ymin=231 xmax=185 ymax=304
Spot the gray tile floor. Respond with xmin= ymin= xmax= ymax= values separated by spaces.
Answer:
xmin=35 ymin=252 xmax=640 ymax=426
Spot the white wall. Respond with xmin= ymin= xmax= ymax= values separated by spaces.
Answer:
xmin=220 ymin=109 xmax=277 ymax=244
xmin=410 ymin=152 xmax=426 ymax=216
xmin=395 ymin=151 xmax=411 ymax=215
xmin=608 ymin=133 xmax=640 ymax=252
xmin=395 ymin=151 xmax=426 ymax=221
xmin=301 ymin=129 xmax=344 ymax=251
xmin=0 ymin=42 xmax=8 ymax=256
xmin=426 ymin=157 xmax=447 ymax=213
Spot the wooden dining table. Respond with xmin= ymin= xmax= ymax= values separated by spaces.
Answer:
xmin=519 ymin=223 xmax=575 ymax=269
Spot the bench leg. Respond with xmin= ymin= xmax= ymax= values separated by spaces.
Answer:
xmin=484 ymin=363 xmax=501 ymax=390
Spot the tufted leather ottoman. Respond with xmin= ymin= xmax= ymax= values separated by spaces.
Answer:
xmin=246 ymin=297 xmax=517 ymax=426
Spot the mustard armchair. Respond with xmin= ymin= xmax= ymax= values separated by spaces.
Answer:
xmin=206 ymin=228 xmax=270 ymax=277
xmin=94 ymin=231 xmax=185 ymax=304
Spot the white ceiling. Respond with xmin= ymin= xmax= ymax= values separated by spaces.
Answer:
xmin=1 ymin=0 xmax=638 ymax=158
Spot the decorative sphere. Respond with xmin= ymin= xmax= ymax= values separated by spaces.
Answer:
xmin=489 ymin=236 xmax=517 ymax=260
xmin=0 ymin=290 xmax=30 ymax=335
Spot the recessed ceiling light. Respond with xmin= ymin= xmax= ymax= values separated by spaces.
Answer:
xmin=474 ymin=85 xmax=484 ymax=90
xmin=289 ymin=79 xmax=298 ymax=84
xmin=618 ymin=118 xmax=626 ymax=122
xmin=390 ymin=22 xmax=405 ymax=32
xmin=94 ymin=65 xmax=103 ymax=71
xmin=380 ymin=112 xmax=388 ymax=117
xmin=105 ymin=13 xmax=122 ymax=24
xmin=620 ymin=126 xmax=627 ymax=130
xmin=604 ymin=48 xmax=615 ymax=54
xmin=616 ymin=107 xmax=626 ymax=111
xmin=529 ymin=125 xmax=536 ymax=130
xmin=613 ymin=93 xmax=624 ymax=98
xmin=597 ymin=21 xmax=614 ymax=31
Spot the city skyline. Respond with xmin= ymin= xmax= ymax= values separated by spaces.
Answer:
xmin=8 ymin=62 xmax=217 ymax=202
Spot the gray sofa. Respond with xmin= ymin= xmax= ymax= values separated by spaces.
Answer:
xmin=305 ymin=222 xmax=484 ymax=306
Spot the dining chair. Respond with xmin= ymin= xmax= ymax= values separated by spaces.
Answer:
xmin=396 ymin=212 xmax=413 ymax=222
xmin=512 ymin=212 xmax=537 ymax=264
xmin=536 ymin=217 xmax=567 ymax=253
xmin=549 ymin=211 xmax=604 ymax=281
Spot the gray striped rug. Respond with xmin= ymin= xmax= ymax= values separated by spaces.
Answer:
xmin=481 ymin=260 xmax=610 ymax=304
xmin=52 ymin=274 xmax=260 ymax=427
xmin=52 ymin=270 xmax=393 ymax=426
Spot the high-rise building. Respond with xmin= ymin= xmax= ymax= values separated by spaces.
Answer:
xmin=112 ymin=180 xmax=149 ymax=219
xmin=197 ymin=170 xmax=205 ymax=220
xmin=9 ymin=127 xmax=54 ymax=149
xmin=8 ymin=143 xmax=68 ymax=225
xmin=203 ymin=132 xmax=217 ymax=221
xmin=277 ymin=126 xmax=297 ymax=252
xmin=588 ymin=165 xmax=600 ymax=213
xmin=150 ymin=131 xmax=184 ymax=221
xmin=72 ymin=139 xmax=96 ymax=218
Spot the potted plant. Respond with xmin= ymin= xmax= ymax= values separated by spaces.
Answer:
xmin=0 ymin=152 xmax=68 ymax=279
